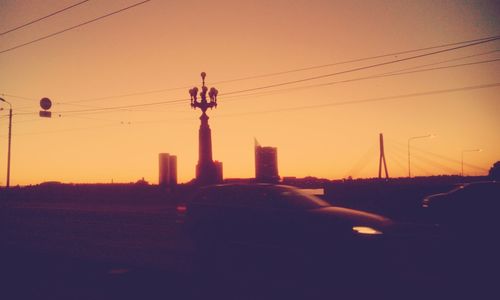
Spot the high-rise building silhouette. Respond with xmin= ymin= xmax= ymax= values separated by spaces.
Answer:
xmin=190 ymin=72 xmax=222 ymax=185
xmin=159 ymin=153 xmax=177 ymax=187
xmin=255 ymin=139 xmax=280 ymax=183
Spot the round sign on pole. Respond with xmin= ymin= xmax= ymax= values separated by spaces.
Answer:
xmin=40 ymin=97 xmax=52 ymax=110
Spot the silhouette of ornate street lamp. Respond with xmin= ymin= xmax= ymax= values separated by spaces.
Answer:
xmin=189 ymin=72 xmax=220 ymax=184
xmin=407 ymin=134 xmax=434 ymax=178
xmin=0 ymin=97 xmax=12 ymax=187
xmin=461 ymin=149 xmax=482 ymax=177
xmin=190 ymin=72 xmax=218 ymax=112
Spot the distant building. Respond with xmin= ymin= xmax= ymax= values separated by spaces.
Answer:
xmin=214 ymin=160 xmax=223 ymax=183
xmin=255 ymin=139 xmax=279 ymax=183
xmin=169 ymin=155 xmax=178 ymax=185
xmin=159 ymin=153 xmax=177 ymax=187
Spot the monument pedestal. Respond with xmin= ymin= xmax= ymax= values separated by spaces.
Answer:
xmin=196 ymin=112 xmax=219 ymax=185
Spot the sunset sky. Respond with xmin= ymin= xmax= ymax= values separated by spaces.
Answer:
xmin=0 ymin=0 xmax=499 ymax=185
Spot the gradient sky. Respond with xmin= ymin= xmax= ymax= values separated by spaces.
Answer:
xmin=1 ymin=0 xmax=499 ymax=185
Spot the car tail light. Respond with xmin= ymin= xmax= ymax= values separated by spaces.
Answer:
xmin=176 ymin=204 xmax=188 ymax=214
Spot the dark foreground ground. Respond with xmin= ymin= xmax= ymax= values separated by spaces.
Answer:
xmin=0 ymin=182 xmax=498 ymax=299
xmin=0 ymin=249 xmax=472 ymax=300
xmin=1 ymin=241 xmax=496 ymax=300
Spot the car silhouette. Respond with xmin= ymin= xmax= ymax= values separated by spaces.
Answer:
xmin=177 ymin=183 xmax=437 ymax=283
xmin=422 ymin=181 xmax=500 ymax=232
xmin=421 ymin=181 xmax=500 ymax=283
xmin=179 ymin=183 xmax=391 ymax=242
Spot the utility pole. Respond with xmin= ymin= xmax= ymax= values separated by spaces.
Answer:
xmin=378 ymin=133 xmax=389 ymax=179
xmin=0 ymin=97 xmax=12 ymax=187
xmin=7 ymin=106 xmax=12 ymax=187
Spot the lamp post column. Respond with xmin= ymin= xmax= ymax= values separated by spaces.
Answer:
xmin=408 ymin=134 xmax=433 ymax=178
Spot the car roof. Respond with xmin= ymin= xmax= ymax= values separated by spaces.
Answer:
xmin=461 ymin=181 xmax=498 ymax=187
xmin=199 ymin=183 xmax=294 ymax=190
xmin=425 ymin=181 xmax=499 ymax=203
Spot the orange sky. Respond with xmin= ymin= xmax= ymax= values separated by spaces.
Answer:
xmin=0 ymin=0 xmax=499 ymax=185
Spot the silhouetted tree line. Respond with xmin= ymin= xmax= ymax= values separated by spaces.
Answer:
xmin=489 ymin=161 xmax=500 ymax=180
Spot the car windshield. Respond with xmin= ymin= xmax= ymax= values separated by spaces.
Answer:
xmin=274 ymin=186 xmax=330 ymax=209
xmin=450 ymin=182 xmax=500 ymax=201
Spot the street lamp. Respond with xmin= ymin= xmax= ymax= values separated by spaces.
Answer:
xmin=189 ymin=72 xmax=220 ymax=185
xmin=408 ymin=134 xmax=434 ymax=178
xmin=461 ymin=149 xmax=482 ymax=177
xmin=0 ymin=97 xmax=12 ymax=187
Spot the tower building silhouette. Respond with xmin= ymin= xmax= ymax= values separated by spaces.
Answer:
xmin=255 ymin=139 xmax=280 ymax=183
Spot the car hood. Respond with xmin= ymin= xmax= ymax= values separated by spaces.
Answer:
xmin=309 ymin=206 xmax=393 ymax=227
xmin=309 ymin=206 xmax=440 ymax=238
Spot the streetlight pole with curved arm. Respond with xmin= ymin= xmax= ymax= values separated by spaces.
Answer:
xmin=0 ymin=97 xmax=12 ymax=187
xmin=408 ymin=134 xmax=433 ymax=178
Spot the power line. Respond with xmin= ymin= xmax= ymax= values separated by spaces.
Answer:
xmin=61 ymin=44 xmax=491 ymax=112
xmin=58 ymin=35 xmax=500 ymax=104
xmin=152 ymin=56 xmax=500 ymax=108
xmin=386 ymin=59 xmax=500 ymax=77
xmin=221 ymin=37 xmax=500 ymax=96
xmin=213 ymin=37 xmax=500 ymax=84
xmin=219 ymin=57 xmax=500 ymax=104
xmin=46 ymin=40 xmax=500 ymax=115
xmin=3 ymin=118 xmax=43 ymax=124
xmin=67 ymin=114 xmax=131 ymax=122
xmin=0 ymin=93 xmax=38 ymax=101
xmin=0 ymin=0 xmax=152 ymax=55
xmin=13 ymin=50 xmax=496 ymax=112
xmin=388 ymin=139 xmax=488 ymax=172
xmin=52 ymin=82 xmax=500 ymax=125
xmin=8 ymin=56 xmax=500 ymax=119
xmin=7 ymin=82 xmax=500 ymax=133
xmin=13 ymin=57 xmax=500 ymax=118
xmin=0 ymin=0 xmax=90 ymax=36
xmin=6 ymin=37 xmax=499 ymax=114
xmin=5 ymin=40 xmax=499 ymax=117
xmin=13 ymin=97 xmax=165 ymax=113
xmin=0 ymin=123 xmax=123 ymax=138
xmin=10 ymin=98 xmax=189 ymax=117
xmin=215 ymin=82 xmax=500 ymax=118
xmin=380 ymin=49 xmax=499 ymax=75
xmin=61 ymin=85 xmax=192 ymax=104
xmin=56 ymin=97 xmax=188 ymax=114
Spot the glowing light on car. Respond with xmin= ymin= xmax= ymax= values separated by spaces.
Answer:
xmin=422 ymin=199 xmax=430 ymax=208
xmin=176 ymin=204 xmax=188 ymax=214
xmin=352 ymin=226 xmax=383 ymax=235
